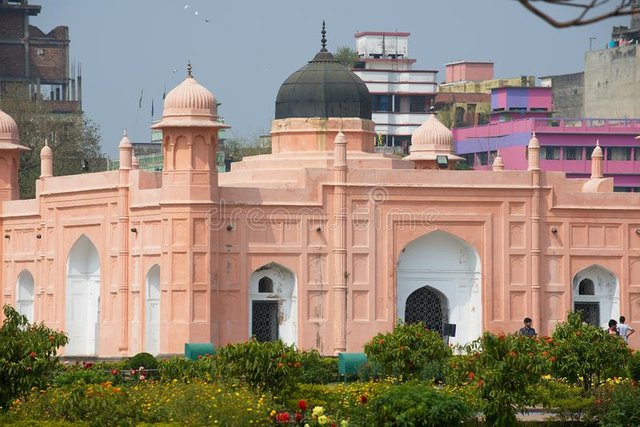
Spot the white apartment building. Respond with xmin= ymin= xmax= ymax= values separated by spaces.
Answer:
xmin=352 ymin=32 xmax=438 ymax=150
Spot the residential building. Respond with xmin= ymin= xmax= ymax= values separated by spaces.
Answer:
xmin=0 ymin=0 xmax=81 ymax=113
xmin=352 ymin=32 xmax=437 ymax=150
xmin=454 ymin=86 xmax=640 ymax=191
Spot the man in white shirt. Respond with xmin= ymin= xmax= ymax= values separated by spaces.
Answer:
xmin=618 ymin=316 xmax=635 ymax=343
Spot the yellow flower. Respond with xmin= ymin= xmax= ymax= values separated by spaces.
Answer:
xmin=270 ymin=409 xmax=277 ymax=417
xmin=312 ymin=406 xmax=324 ymax=418
xmin=318 ymin=415 xmax=328 ymax=425
xmin=340 ymin=420 xmax=349 ymax=427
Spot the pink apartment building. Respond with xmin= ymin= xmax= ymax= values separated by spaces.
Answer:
xmin=454 ymin=86 xmax=640 ymax=192
xmin=1 ymin=37 xmax=640 ymax=357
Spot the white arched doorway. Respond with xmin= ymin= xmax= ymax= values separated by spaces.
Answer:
xmin=16 ymin=270 xmax=35 ymax=323
xmin=145 ymin=265 xmax=161 ymax=355
xmin=397 ymin=231 xmax=481 ymax=346
xmin=572 ymin=265 xmax=619 ymax=329
xmin=249 ymin=263 xmax=297 ymax=346
xmin=66 ymin=235 xmax=100 ymax=356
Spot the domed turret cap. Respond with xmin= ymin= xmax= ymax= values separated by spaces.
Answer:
xmin=152 ymin=63 xmax=228 ymax=129
xmin=275 ymin=22 xmax=371 ymax=120
xmin=0 ymin=108 xmax=29 ymax=151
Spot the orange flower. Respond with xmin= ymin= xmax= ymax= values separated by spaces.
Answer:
xmin=468 ymin=372 xmax=475 ymax=380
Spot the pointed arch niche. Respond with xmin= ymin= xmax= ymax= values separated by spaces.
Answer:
xmin=572 ymin=265 xmax=619 ymax=329
xmin=396 ymin=230 xmax=482 ymax=346
xmin=145 ymin=265 xmax=161 ymax=355
xmin=65 ymin=235 xmax=101 ymax=356
xmin=249 ymin=262 xmax=297 ymax=346
xmin=16 ymin=270 xmax=35 ymax=323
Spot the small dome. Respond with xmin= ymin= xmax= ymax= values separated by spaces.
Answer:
xmin=163 ymin=75 xmax=217 ymax=118
xmin=275 ymin=25 xmax=371 ymax=120
xmin=591 ymin=141 xmax=603 ymax=158
xmin=153 ymin=66 xmax=227 ymax=129
xmin=411 ymin=114 xmax=453 ymax=147
xmin=0 ymin=109 xmax=19 ymax=139
xmin=40 ymin=143 xmax=52 ymax=158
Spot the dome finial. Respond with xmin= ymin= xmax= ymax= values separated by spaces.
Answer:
xmin=187 ymin=61 xmax=193 ymax=78
xmin=321 ymin=20 xmax=327 ymax=52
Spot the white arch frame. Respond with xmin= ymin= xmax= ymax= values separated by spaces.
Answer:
xmin=397 ymin=230 xmax=482 ymax=346
xmin=572 ymin=264 xmax=619 ymax=329
xmin=16 ymin=270 xmax=35 ymax=323
xmin=249 ymin=262 xmax=297 ymax=346
xmin=65 ymin=235 xmax=101 ymax=356
xmin=145 ymin=265 xmax=161 ymax=355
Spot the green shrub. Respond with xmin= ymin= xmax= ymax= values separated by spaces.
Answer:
xmin=536 ymin=378 xmax=596 ymax=423
xmin=126 ymin=352 xmax=158 ymax=370
xmin=51 ymin=365 xmax=111 ymax=387
xmin=297 ymin=350 xmax=339 ymax=384
xmin=157 ymin=356 xmax=215 ymax=383
xmin=550 ymin=311 xmax=631 ymax=391
xmin=360 ymin=381 xmax=474 ymax=426
xmin=215 ymin=338 xmax=303 ymax=395
xmin=449 ymin=332 xmax=550 ymax=427
xmin=628 ymin=350 xmax=640 ymax=382
xmin=594 ymin=381 xmax=640 ymax=426
xmin=0 ymin=305 xmax=68 ymax=410
xmin=364 ymin=322 xmax=451 ymax=381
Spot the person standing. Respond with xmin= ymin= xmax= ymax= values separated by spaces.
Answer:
xmin=618 ymin=316 xmax=635 ymax=343
xmin=608 ymin=319 xmax=619 ymax=336
xmin=519 ymin=317 xmax=536 ymax=337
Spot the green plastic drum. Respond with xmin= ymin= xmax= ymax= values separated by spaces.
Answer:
xmin=338 ymin=352 xmax=367 ymax=376
xmin=184 ymin=342 xmax=215 ymax=361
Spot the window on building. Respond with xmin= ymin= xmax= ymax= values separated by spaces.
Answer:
xmin=607 ymin=147 xmax=631 ymax=161
xmin=563 ymin=146 xmax=582 ymax=160
xmin=460 ymin=153 xmax=475 ymax=166
xmin=578 ymin=279 xmax=594 ymax=295
xmin=635 ymin=148 xmax=640 ymax=161
xmin=585 ymin=147 xmax=593 ymax=161
xmin=409 ymin=96 xmax=427 ymax=113
xmin=614 ymin=187 xmax=634 ymax=192
xmin=540 ymin=146 xmax=560 ymax=160
xmin=394 ymin=135 xmax=411 ymax=149
xmin=258 ymin=277 xmax=273 ymax=293
xmin=477 ymin=151 xmax=489 ymax=165
xmin=372 ymin=95 xmax=393 ymax=112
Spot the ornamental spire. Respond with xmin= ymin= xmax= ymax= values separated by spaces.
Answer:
xmin=321 ymin=21 xmax=327 ymax=52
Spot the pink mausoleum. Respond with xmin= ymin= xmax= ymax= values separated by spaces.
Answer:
xmin=2 ymin=41 xmax=640 ymax=357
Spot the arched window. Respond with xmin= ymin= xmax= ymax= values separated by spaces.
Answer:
xmin=258 ymin=277 xmax=273 ymax=293
xmin=578 ymin=278 xmax=594 ymax=295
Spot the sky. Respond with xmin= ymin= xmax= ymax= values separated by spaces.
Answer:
xmin=33 ymin=0 xmax=630 ymax=156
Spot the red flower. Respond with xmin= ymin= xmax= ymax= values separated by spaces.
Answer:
xmin=83 ymin=361 xmax=94 ymax=369
xmin=29 ymin=351 xmax=37 ymax=359
xmin=550 ymin=356 xmax=557 ymax=363
xmin=477 ymin=379 xmax=485 ymax=387
xmin=359 ymin=394 xmax=368 ymax=404
xmin=198 ymin=355 xmax=203 ymax=359
xmin=131 ymin=369 xmax=137 ymax=375
xmin=498 ymin=333 xmax=505 ymax=341
xmin=111 ymin=368 xmax=119 ymax=375
xmin=294 ymin=362 xmax=301 ymax=368
xmin=595 ymin=399 xmax=602 ymax=405
xmin=377 ymin=339 xmax=384 ymax=345
xmin=542 ymin=351 xmax=548 ymax=356
xmin=509 ymin=351 xmax=517 ymax=357
xmin=277 ymin=362 xmax=284 ymax=368
xmin=298 ymin=399 xmax=307 ymax=411
xmin=468 ymin=372 xmax=475 ymax=380
xmin=295 ymin=412 xmax=303 ymax=422
xmin=276 ymin=412 xmax=290 ymax=423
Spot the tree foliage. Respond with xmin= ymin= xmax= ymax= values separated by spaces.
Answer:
xmin=0 ymin=304 xmax=68 ymax=410
xmin=549 ymin=311 xmax=631 ymax=391
xmin=334 ymin=46 xmax=359 ymax=68
xmin=0 ymin=84 xmax=106 ymax=199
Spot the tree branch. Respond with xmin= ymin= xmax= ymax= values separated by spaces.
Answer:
xmin=518 ymin=0 xmax=640 ymax=28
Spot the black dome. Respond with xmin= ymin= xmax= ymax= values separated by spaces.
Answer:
xmin=275 ymin=50 xmax=372 ymax=120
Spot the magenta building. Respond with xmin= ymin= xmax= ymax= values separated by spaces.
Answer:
xmin=454 ymin=87 xmax=640 ymax=192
